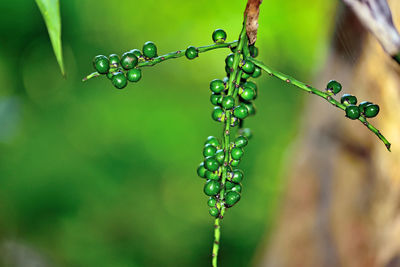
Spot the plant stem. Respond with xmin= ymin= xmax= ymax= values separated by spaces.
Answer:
xmin=247 ymin=57 xmax=391 ymax=151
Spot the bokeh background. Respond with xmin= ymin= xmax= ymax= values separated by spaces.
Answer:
xmin=0 ymin=0 xmax=336 ymax=266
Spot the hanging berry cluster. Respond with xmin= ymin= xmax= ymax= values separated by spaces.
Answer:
xmin=83 ymin=21 xmax=391 ymax=267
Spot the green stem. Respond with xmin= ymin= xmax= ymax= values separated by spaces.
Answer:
xmin=82 ymin=41 xmax=238 ymax=81
xmin=247 ymin=57 xmax=391 ymax=151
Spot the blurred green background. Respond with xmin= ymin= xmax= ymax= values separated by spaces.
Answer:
xmin=0 ymin=0 xmax=336 ymax=266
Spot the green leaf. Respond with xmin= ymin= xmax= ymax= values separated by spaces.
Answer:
xmin=35 ymin=0 xmax=65 ymax=76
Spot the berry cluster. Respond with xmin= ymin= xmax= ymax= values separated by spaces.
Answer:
xmin=195 ymin=29 xmax=260 ymax=218
xmin=325 ymin=80 xmax=380 ymax=120
xmin=92 ymin=41 xmax=159 ymax=89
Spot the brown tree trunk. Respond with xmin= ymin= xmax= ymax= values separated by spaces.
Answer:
xmin=256 ymin=1 xmax=400 ymax=267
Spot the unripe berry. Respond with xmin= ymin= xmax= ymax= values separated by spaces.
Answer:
xmin=233 ymin=104 xmax=249 ymax=119
xmin=185 ymin=46 xmax=198 ymax=60
xmin=364 ymin=104 xmax=380 ymax=118
xmin=126 ymin=68 xmax=142 ymax=82
xmin=326 ymin=80 xmax=342 ymax=95
xmin=111 ymin=72 xmax=127 ymax=89
xmin=203 ymin=144 xmax=217 ymax=157
xmin=109 ymin=54 xmax=120 ymax=67
xmin=130 ymin=49 xmax=142 ymax=58
xmin=225 ymin=191 xmax=240 ymax=207
xmin=197 ymin=162 xmax=207 ymax=178
xmin=204 ymin=180 xmax=221 ymax=196
xmin=231 ymin=147 xmax=244 ymax=160
xmin=215 ymin=149 xmax=225 ymax=164
xmin=234 ymin=136 xmax=248 ymax=148
xmin=93 ymin=55 xmax=110 ymax=74
xmin=206 ymin=171 xmax=220 ymax=180
xmin=345 ymin=104 xmax=360 ymax=120
xmin=142 ymin=41 xmax=158 ymax=58
xmin=231 ymin=169 xmax=244 ymax=183
xmin=238 ymin=128 xmax=252 ymax=139
xmin=225 ymin=54 xmax=235 ymax=68
xmin=358 ymin=101 xmax=372 ymax=114
xmin=210 ymin=79 xmax=225 ymax=93
xmin=341 ymin=94 xmax=357 ymax=105
xmin=205 ymin=136 xmax=220 ymax=147
xmin=249 ymin=45 xmax=259 ymax=58
xmin=204 ymin=156 xmax=220 ymax=172
xmin=210 ymin=93 xmax=223 ymax=106
xmin=120 ymin=52 xmax=138 ymax=70
xmin=230 ymin=159 xmax=240 ymax=167
xmin=240 ymin=86 xmax=256 ymax=101
xmin=222 ymin=96 xmax=235 ymax=109
xmin=243 ymin=102 xmax=256 ymax=116
xmin=241 ymin=60 xmax=255 ymax=74
xmin=251 ymin=67 xmax=262 ymax=78
xmin=212 ymin=106 xmax=225 ymax=122
xmin=212 ymin=29 xmax=227 ymax=43
xmin=208 ymin=197 xmax=217 ymax=207
xmin=209 ymin=207 xmax=219 ymax=217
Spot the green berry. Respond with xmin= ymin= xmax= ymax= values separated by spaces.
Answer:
xmin=204 ymin=156 xmax=220 ymax=172
xmin=251 ymin=67 xmax=262 ymax=78
xmin=241 ymin=72 xmax=251 ymax=80
xmin=241 ymin=60 xmax=255 ymax=74
xmin=185 ymin=46 xmax=198 ymax=60
xmin=209 ymin=207 xmax=219 ymax=217
xmin=231 ymin=184 xmax=242 ymax=193
xmin=364 ymin=104 xmax=380 ymax=118
xmin=233 ymin=104 xmax=249 ymax=119
xmin=210 ymin=93 xmax=223 ymax=106
xmin=212 ymin=29 xmax=227 ymax=43
xmin=345 ymin=104 xmax=360 ymax=120
xmin=197 ymin=162 xmax=207 ymax=178
xmin=203 ymin=144 xmax=217 ymax=157
xmin=212 ymin=106 xmax=225 ymax=122
xmin=225 ymin=181 xmax=236 ymax=190
xmin=130 ymin=49 xmax=142 ymax=58
xmin=358 ymin=101 xmax=372 ymax=114
xmin=225 ymin=191 xmax=240 ymax=207
xmin=222 ymin=96 xmax=235 ymax=109
xmin=230 ymin=159 xmax=240 ymax=167
xmin=249 ymin=45 xmax=259 ymax=58
xmin=142 ymin=41 xmax=158 ymax=58
xmin=341 ymin=94 xmax=357 ymax=105
xmin=240 ymin=86 xmax=256 ymax=101
xmin=243 ymin=102 xmax=256 ymax=116
xmin=231 ymin=147 xmax=244 ymax=160
xmin=215 ymin=149 xmax=225 ymax=164
xmin=206 ymin=171 xmax=220 ymax=180
xmin=120 ymin=52 xmax=138 ymax=70
xmin=238 ymin=128 xmax=252 ymax=139
xmin=208 ymin=197 xmax=217 ymax=207
xmin=231 ymin=169 xmax=244 ymax=183
xmin=109 ymin=54 xmax=120 ymax=67
xmin=210 ymin=79 xmax=225 ymax=93
xmin=126 ymin=68 xmax=142 ymax=82
xmin=243 ymin=81 xmax=257 ymax=92
xmin=111 ymin=72 xmax=127 ymax=89
xmin=225 ymin=54 xmax=235 ymax=68
xmin=93 ymin=55 xmax=110 ymax=74
xmin=234 ymin=136 xmax=248 ymax=148
xmin=204 ymin=180 xmax=221 ymax=196
xmin=326 ymin=80 xmax=342 ymax=95
xmin=205 ymin=136 xmax=220 ymax=147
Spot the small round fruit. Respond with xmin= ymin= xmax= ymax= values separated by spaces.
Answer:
xmin=204 ymin=180 xmax=221 ymax=196
xmin=142 ymin=41 xmax=158 ymax=58
xmin=208 ymin=197 xmax=217 ymax=207
xmin=109 ymin=54 xmax=120 ymax=67
xmin=111 ymin=72 xmax=127 ymax=89
xmin=215 ymin=149 xmax=225 ymax=164
xmin=212 ymin=29 xmax=227 ymax=43
xmin=249 ymin=45 xmax=259 ymax=58
xmin=210 ymin=79 xmax=225 ymax=93
xmin=204 ymin=156 xmax=220 ymax=172
xmin=240 ymin=86 xmax=256 ymax=101
xmin=231 ymin=147 xmax=244 ymax=160
xmin=212 ymin=106 xmax=225 ymax=122
xmin=225 ymin=191 xmax=241 ymax=207
xmin=364 ymin=104 xmax=380 ymax=118
xmin=203 ymin=144 xmax=217 ymax=157
xmin=185 ymin=46 xmax=198 ymax=59
xmin=238 ymin=128 xmax=252 ymax=139
xmin=225 ymin=181 xmax=236 ymax=190
xmin=225 ymin=53 xmax=235 ymax=68
xmin=130 ymin=49 xmax=142 ymax=58
xmin=93 ymin=55 xmax=110 ymax=74
xmin=197 ymin=162 xmax=207 ymax=178
xmin=326 ymin=80 xmax=342 ymax=95
xmin=345 ymin=104 xmax=360 ymax=120
xmin=244 ymin=81 xmax=257 ymax=92
xmin=230 ymin=159 xmax=240 ymax=167
xmin=206 ymin=171 xmax=220 ymax=180
xmin=234 ymin=136 xmax=248 ymax=148
xmin=231 ymin=184 xmax=242 ymax=193
xmin=120 ymin=52 xmax=138 ymax=70
xmin=205 ymin=136 xmax=220 ymax=147
xmin=209 ymin=207 xmax=219 ymax=217
xmin=358 ymin=101 xmax=372 ymax=114
xmin=233 ymin=104 xmax=249 ymax=119
xmin=243 ymin=102 xmax=256 ymax=116
xmin=241 ymin=60 xmax=255 ymax=74
xmin=222 ymin=96 xmax=235 ymax=109
xmin=251 ymin=67 xmax=262 ymax=78
xmin=126 ymin=68 xmax=142 ymax=82
xmin=210 ymin=93 xmax=223 ymax=106
xmin=341 ymin=94 xmax=357 ymax=105
xmin=231 ymin=169 xmax=244 ymax=183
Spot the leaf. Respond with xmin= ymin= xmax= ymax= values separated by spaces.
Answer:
xmin=244 ymin=0 xmax=263 ymax=45
xmin=35 ymin=0 xmax=65 ymax=76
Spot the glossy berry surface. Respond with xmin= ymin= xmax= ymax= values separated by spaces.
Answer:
xmin=364 ymin=104 xmax=380 ymax=118
xmin=93 ymin=55 xmax=109 ymax=74
xmin=241 ymin=60 xmax=255 ymax=74
xmin=208 ymin=197 xmax=217 ymax=207
xmin=210 ymin=79 xmax=225 ymax=93
xmin=231 ymin=169 xmax=244 ymax=183
xmin=203 ymin=144 xmax=217 ymax=157
xmin=109 ymin=54 xmax=120 ymax=67
xmin=251 ymin=67 xmax=262 ymax=78
xmin=197 ymin=162 xmax=207 ymax=178
xmin=212 ymin=107 xmax=224 ymax=122
xmin=231 ymin=147 xmax=244 ymax=160
xmin=111 ymin=72 xmax=127 ymax=89
xmin=204 ymin=156 xmax=220 ymax=172
xmin=225 ymin=191 xmax=240 ymax=207
xmin=222 ymin=96 xmax=235 ymax=109
xmin=249 ymin=45 xmax=259 ymax=58
xmin=142 ymin=41 xmax=158 ymax=58
xmin=205 ymin=136 xmax=220 ymax=147
xmin=230 ymin=184 xmax=242 ymax=193
xmin=209 ymin=207 xmax=219 ymax=217
xmin=341 ymin=94 xmax=357 ymax=105
xmin=240 ymin=86 xmax=256 ymax=101
xmin=212 ymin=29 xmax=227 ymax=43
xmin=215 ymin=149 xmax=225 ymax=164
xmin=185 ymin=46 xmax=198 ymax=60
xmin=126 ymin=69 xmax=142 ymax=82
xmin=120 ymin=52 xmax=138 ymax=70
xmin=326 ymin=80 xmax=342 ymax=95
xmin=130 ymin=49 xmax=142 ymax=58
xmin=206 ymin=171 xmax=219 ymax=180
xmin=210 ymin=93 xmax=223 ymax=106
xmin=243 ymin=102 xmax=256 ymax=116
xmin=230 ymin=159 xmax=240 ymax=167
xmin=233 ymin=104 xmax=249 ymax=119
xmin=345 ymin=104 xmax=360 ymax=120
xmin=234 ymin=136 xmax=248 ymax=148
xmin=225 ymin=54 xmax=234 ymax=68
xmin=358 ymin=101 xmax=372 ymax=114
xmin=204 ymin=180 xmax=221 ymax=196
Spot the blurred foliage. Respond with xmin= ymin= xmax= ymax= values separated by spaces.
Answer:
xmin=0 ymin=0 xmax=335 ymax=266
